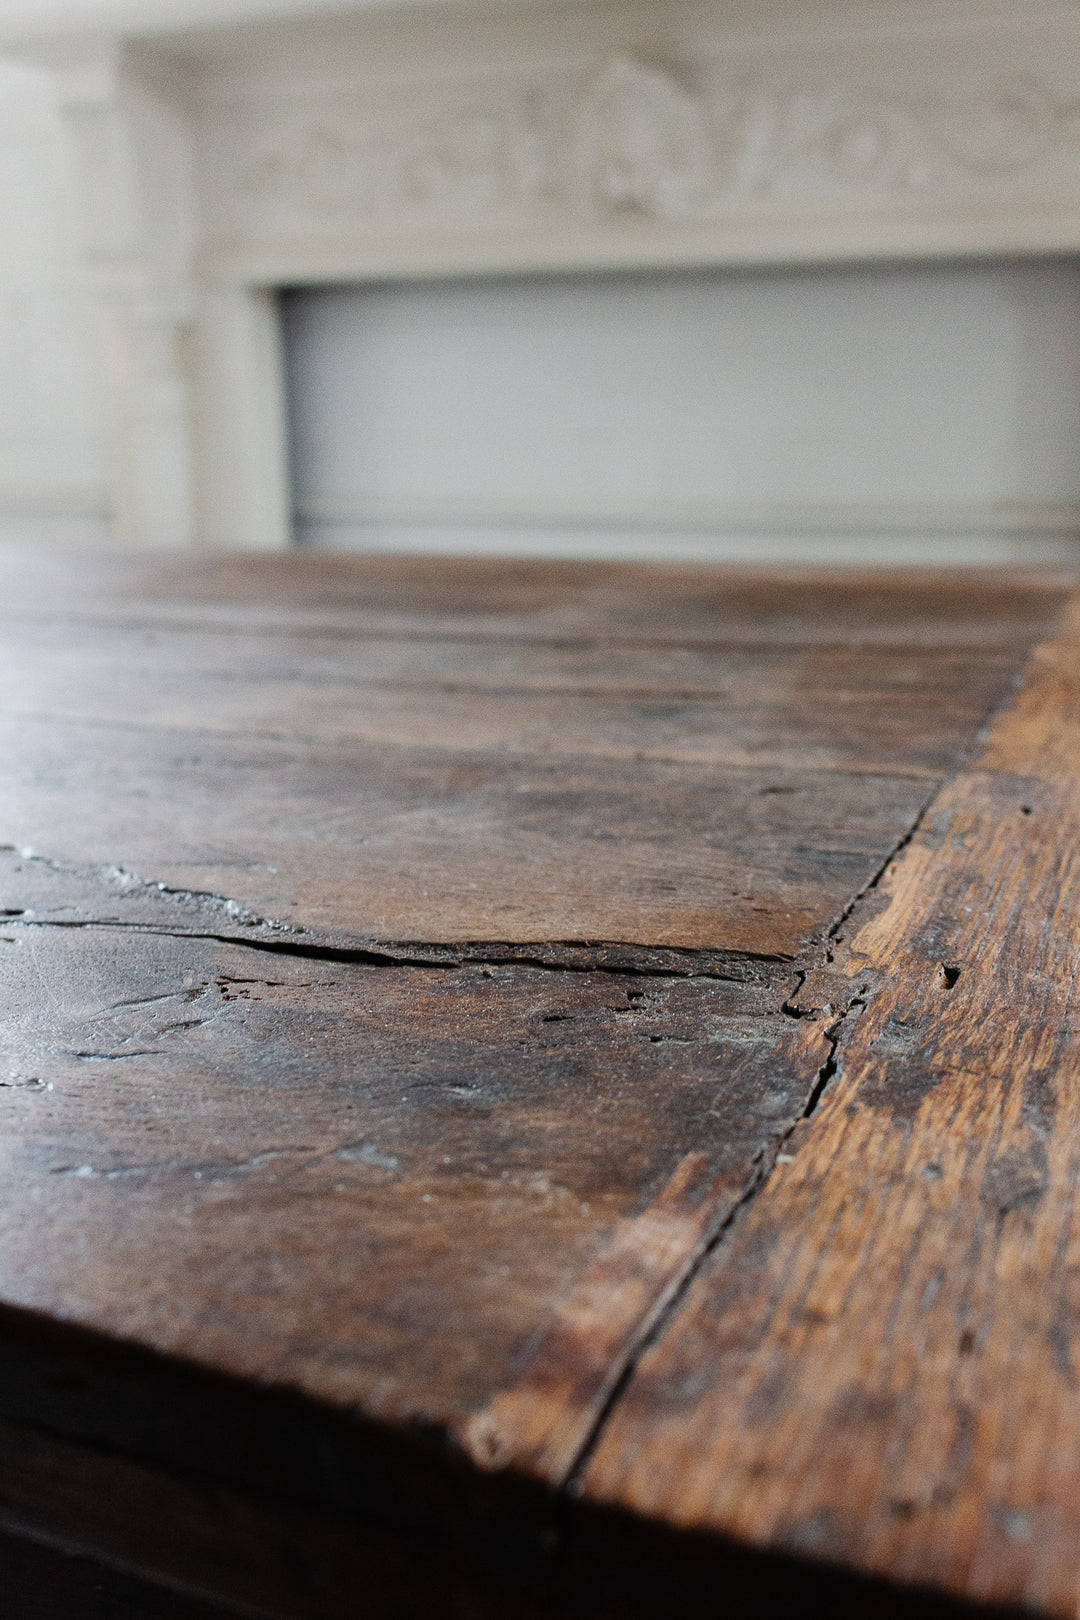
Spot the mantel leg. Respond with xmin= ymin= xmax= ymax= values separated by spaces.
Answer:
xmin=37 ymin=43 xmax=291 ymax=552
xmin=94 ymin=304 xmax=195 ymax=549
xmin=192 ymin=285 xmax=291 ymax=552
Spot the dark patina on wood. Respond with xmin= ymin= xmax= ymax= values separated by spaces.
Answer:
xmin=0 ymin=547 xmax=1074 ymax=1617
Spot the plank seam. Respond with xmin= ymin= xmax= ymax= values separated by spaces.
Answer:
xmin=555 ymin=786 xmax=941 ymax=1506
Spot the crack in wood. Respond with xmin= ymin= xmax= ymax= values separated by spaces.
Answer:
xmin=551 ymin=788 xmax=939 ymax=1513
xmin=9 ymin=916 xmax=796 ymax=980
xmin=3 ymin=846 xmax=803 ymax=980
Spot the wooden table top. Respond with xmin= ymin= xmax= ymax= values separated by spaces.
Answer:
xmin=0 ymin=547 xmax=1077 ymax=1618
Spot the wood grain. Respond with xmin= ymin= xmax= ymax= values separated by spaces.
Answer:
xmin=0 ymin=716 xmax=942 ymax=953
xmin=0 ymin=546 xmax=1067 ymax=649
xmin=0 ymin=616 xmax=1023 ymax=775
xmin=0 ymin=549 xmax=1072 ymax=1616
xmin=0 ymin=925 xmax=828 ymax=1452
xmin=0 ymin=554 xmax=1059 ymax=956
xmin=581 ymin=596 xmax=1080 ymax=1614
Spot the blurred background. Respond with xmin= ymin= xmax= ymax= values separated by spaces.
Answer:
xmin=0 ymin=56 xmax=105 ymax=547
xmin=2 ymin=0 xmax=1080 ymax=565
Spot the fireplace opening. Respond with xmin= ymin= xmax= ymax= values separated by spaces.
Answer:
xmin=282 ymin=258 xmax=1080 ymax=565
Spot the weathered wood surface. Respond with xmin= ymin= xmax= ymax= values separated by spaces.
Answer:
xmin=0 ymin=553 xmax=1062 ymax=954
xmin=1 ymin=615 xmax=1021 ymax=772
xmin=0 ymin=548 xmax=1074 ymax=1617
xmin=0 ymin=547 xmax=1068 ymax=647
xmin=581 ymin=591 xmax=1080 ymax=1615
xmin=0 ymin=927 xmax=823 ymax=1443
xmin=0 ymin=724 xmax=942 ymax=954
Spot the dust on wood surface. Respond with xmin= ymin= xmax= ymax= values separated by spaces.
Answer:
xmin=0 ymin=548 xmax=1074 ymax=1618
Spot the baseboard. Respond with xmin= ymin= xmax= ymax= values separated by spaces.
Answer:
xmin=297 ymin=517 xmax=1080 ymax=568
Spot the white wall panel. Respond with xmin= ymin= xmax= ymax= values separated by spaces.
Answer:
xmin=0 ymin=56 xmax=105 ymax=539
xmin=284 ymin=260 xmax=1080 ymax=562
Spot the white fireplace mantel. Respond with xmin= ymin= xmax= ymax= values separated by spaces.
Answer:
xmin=5 ymin=0 xmax=1080 ymax=549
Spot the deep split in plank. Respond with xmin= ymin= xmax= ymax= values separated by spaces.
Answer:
xmin=0 ymin=548 xmax=1074 ymax=1617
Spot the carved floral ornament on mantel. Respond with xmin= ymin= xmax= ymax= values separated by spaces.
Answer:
xmin=236 ymin=55 xmax=1080 ymax=228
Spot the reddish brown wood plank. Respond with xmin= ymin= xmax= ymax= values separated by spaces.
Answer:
xmin=0 ymin=926 xmax=826 ymax=1446
xmin=0 ymin=717 xmax=942 ymax=953
xmin=0 ymin=555 xmax=1061 ymax=956
xmin=0 ymin=618 xmax=1028 ymax=776
xmin=0 ymin=552 xmax=1071 ymax=1617
xmin=0 ymin=545 xmax=1068 ymax=650
xmin=0 ymin=924 xmax=834 ymax=1618
xmin=578 ymin=591 xmax=1080 ymax=1615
